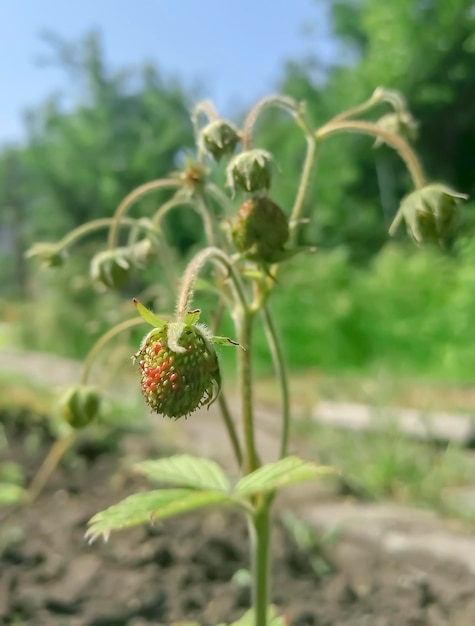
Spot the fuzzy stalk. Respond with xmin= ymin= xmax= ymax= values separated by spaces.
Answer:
xmin=175 ymin=247 xmax=248 ymax=321
xmin=316 ymin=120 xmax=426 ymax=189
xmin=107 ymin=179 xmax=181 ymax=250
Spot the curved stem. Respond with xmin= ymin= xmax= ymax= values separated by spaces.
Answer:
xmin=316 ymin=120 xmax=426 ymax=189
xmin=329 ymin=88 xmax=384 ymax=123
xmin=262 ymin=305 xmax=290 ymax=460
xmin=58 ymin=217 xmax=156 ymax=251
xmin=151 ymin=195 xmax=195 ymax=227
xmin=80 ymin=317 xmax=146 ymax=385
xmin=27 ymin=432 xmax=75 ymax=503
xmin=242 ymin=95 xmax=300 ymax=149
xmin=107 ymin=179 xmax=181 ymax=250
xmin=175 ymin=247 xmax=248 ymax=321
xmin=195 ymin=191 xmax=216 ymax=247
xmin=217 ymin=393 xmax=243 ymax=467
xmin=192 ymin=99 xmax=219 ymax=124
xmin=289 ymin=133 xmax=317 ymax=245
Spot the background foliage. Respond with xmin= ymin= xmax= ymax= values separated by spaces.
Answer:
xmin=1 ymin=0 xmax=474 ymax=382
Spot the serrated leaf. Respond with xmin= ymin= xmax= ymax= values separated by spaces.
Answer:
xmin=86 ymin=488 xmax=231 ymax=541
xmin=184 ymin=309 xmax=201 ymax=325
xmin=0 ymin=483 xmax=27 ymax=506
xmin=233 ymin=456 xmax=335 ymax=498
xmin=133 ymin=298 xmax=166 ymax=328
xmin=136 ymin=455 xmax=230 ymax=493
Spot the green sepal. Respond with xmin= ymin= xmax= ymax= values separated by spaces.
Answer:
xmin=184 ymin=309 xmax=201 ymax=325
xmin=211 ymin=336 xmax=242 ymax=348
xmin=133 ymin=299 xmax=167 ymax=329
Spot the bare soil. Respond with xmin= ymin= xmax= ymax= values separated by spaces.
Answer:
xmin=2 ymin=408 xmax=475 ymax=626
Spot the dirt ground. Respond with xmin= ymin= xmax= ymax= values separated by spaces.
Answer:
xmin=2 ymin=407 xmax=475 ymax=626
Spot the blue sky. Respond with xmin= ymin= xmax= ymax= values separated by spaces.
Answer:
xmin=0 ymin=0 xmax=335 ymax=143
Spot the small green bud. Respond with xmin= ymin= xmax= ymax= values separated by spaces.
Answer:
xmin=232 ymin=197 xmax=289 ymax=263
xmin=399 ymin=184 xmax=468 ymax=244
xmin=226 ymin=149 xmax=274 ymax=193
xmin=374 ymin=111 xmax=418 ymax=148
xmin=25 ymin=243 xmax=66 ymax=268
xmin=59 ymin=385 xmax=101 ymax=429
xmin=200 ymin=119 xmax=240 ymax=161
xmin=90 ymin=249 xmax=133 ymax=288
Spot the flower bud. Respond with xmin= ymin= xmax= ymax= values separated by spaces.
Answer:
xmin=232 ymin=197 xmax=289 ymax=263
xmin=200 ymin=119 xmax=240 ymax=161
xmin=399 ymin=184 xmax=468 ymax=244
xmin=90 ymin=249 xmax=133 ymax=288
xmin=374 ymin=111 xmax=418 ymax=148
xmin=226 ymin=149 xmax=274 ymax=193
xmin=25 ymin=243 xmax=66 ymax=268
xmin=59 ymin=385 xmax=101 ymax=429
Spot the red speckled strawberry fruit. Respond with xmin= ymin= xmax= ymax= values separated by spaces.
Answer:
xmin=136 ymin=323 xmax=221 ymax=419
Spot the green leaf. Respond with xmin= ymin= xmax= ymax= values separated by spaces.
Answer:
xmin=133 ymin=298 xmax=166 ymax=328
xmin=136 ymin=455 xmax=230 ymax=492
xmin=0 ymin=483 xmax=27 ymax=506
xmin=229 ymin=607 xmax=287 ymax=625
xmin=233 ymin=456 xmax=335 ymax=498
xmin=86 ymin=488 xmax=231 ymax=541
xmin=184 ymin=309 xmax=201 ymax=325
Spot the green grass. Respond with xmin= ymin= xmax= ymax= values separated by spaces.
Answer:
xmin=293 ymin=416 xmax=475 ymax=520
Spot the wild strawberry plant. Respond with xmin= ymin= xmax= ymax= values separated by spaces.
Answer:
xmin=27 ymin=89 xmax=466 ymax=625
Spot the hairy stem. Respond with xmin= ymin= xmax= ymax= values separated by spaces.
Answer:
xmin=151 ymin=195 xmax=195 ymax=227
xmin=107 ymin=179 xmax=181 ymax=250
xmin=195 ymin=191 xmax=216 ymax=247
xmin=329 ymin=88 xmax=384 ymax=123
xmin=242 ymin=95 xmax=300 ymax=149
xmin=239 ymin=309 xmax=259 ymax=474
xmin=262 ymin=305 xmax=290 ymax=460
xmin=175 ymin=247 xmax=248 ymax=321
xmin=58 ymin=217 xmax=156 ymax=251
xmin=289 ymin=133 xmax=317 ymax=244
xmin=316 ymin=120 xmax=426 ymax=189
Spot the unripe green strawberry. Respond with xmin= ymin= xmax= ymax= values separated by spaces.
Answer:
xmin=59 ymin=385 xmax=101 ymax=429
xmin=226 ymin=149 xmax=274 ymax=193
xmin=136 ymin=323 xmax=221 ymax=419
xmin=200 ymin=119 xmax=240 ymax=161
xmin=232 ymin=197 xmax=289 ymax=263
xmin=399 ymin=184 xmax=467 ymax=244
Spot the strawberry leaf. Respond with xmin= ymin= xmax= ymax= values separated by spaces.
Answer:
xmin=136 ymin=455 xmax=230 ymax=493
xmin=86 ymin=488 xmax=231 ymax=542
xmin=233 ymin=456 xmax=335 ymax=498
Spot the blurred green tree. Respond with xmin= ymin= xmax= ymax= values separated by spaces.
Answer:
xmin=22 ymin=31 xmax=197 ymax=245
xmin=253 ymin=0 xmax=475 ymax=259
